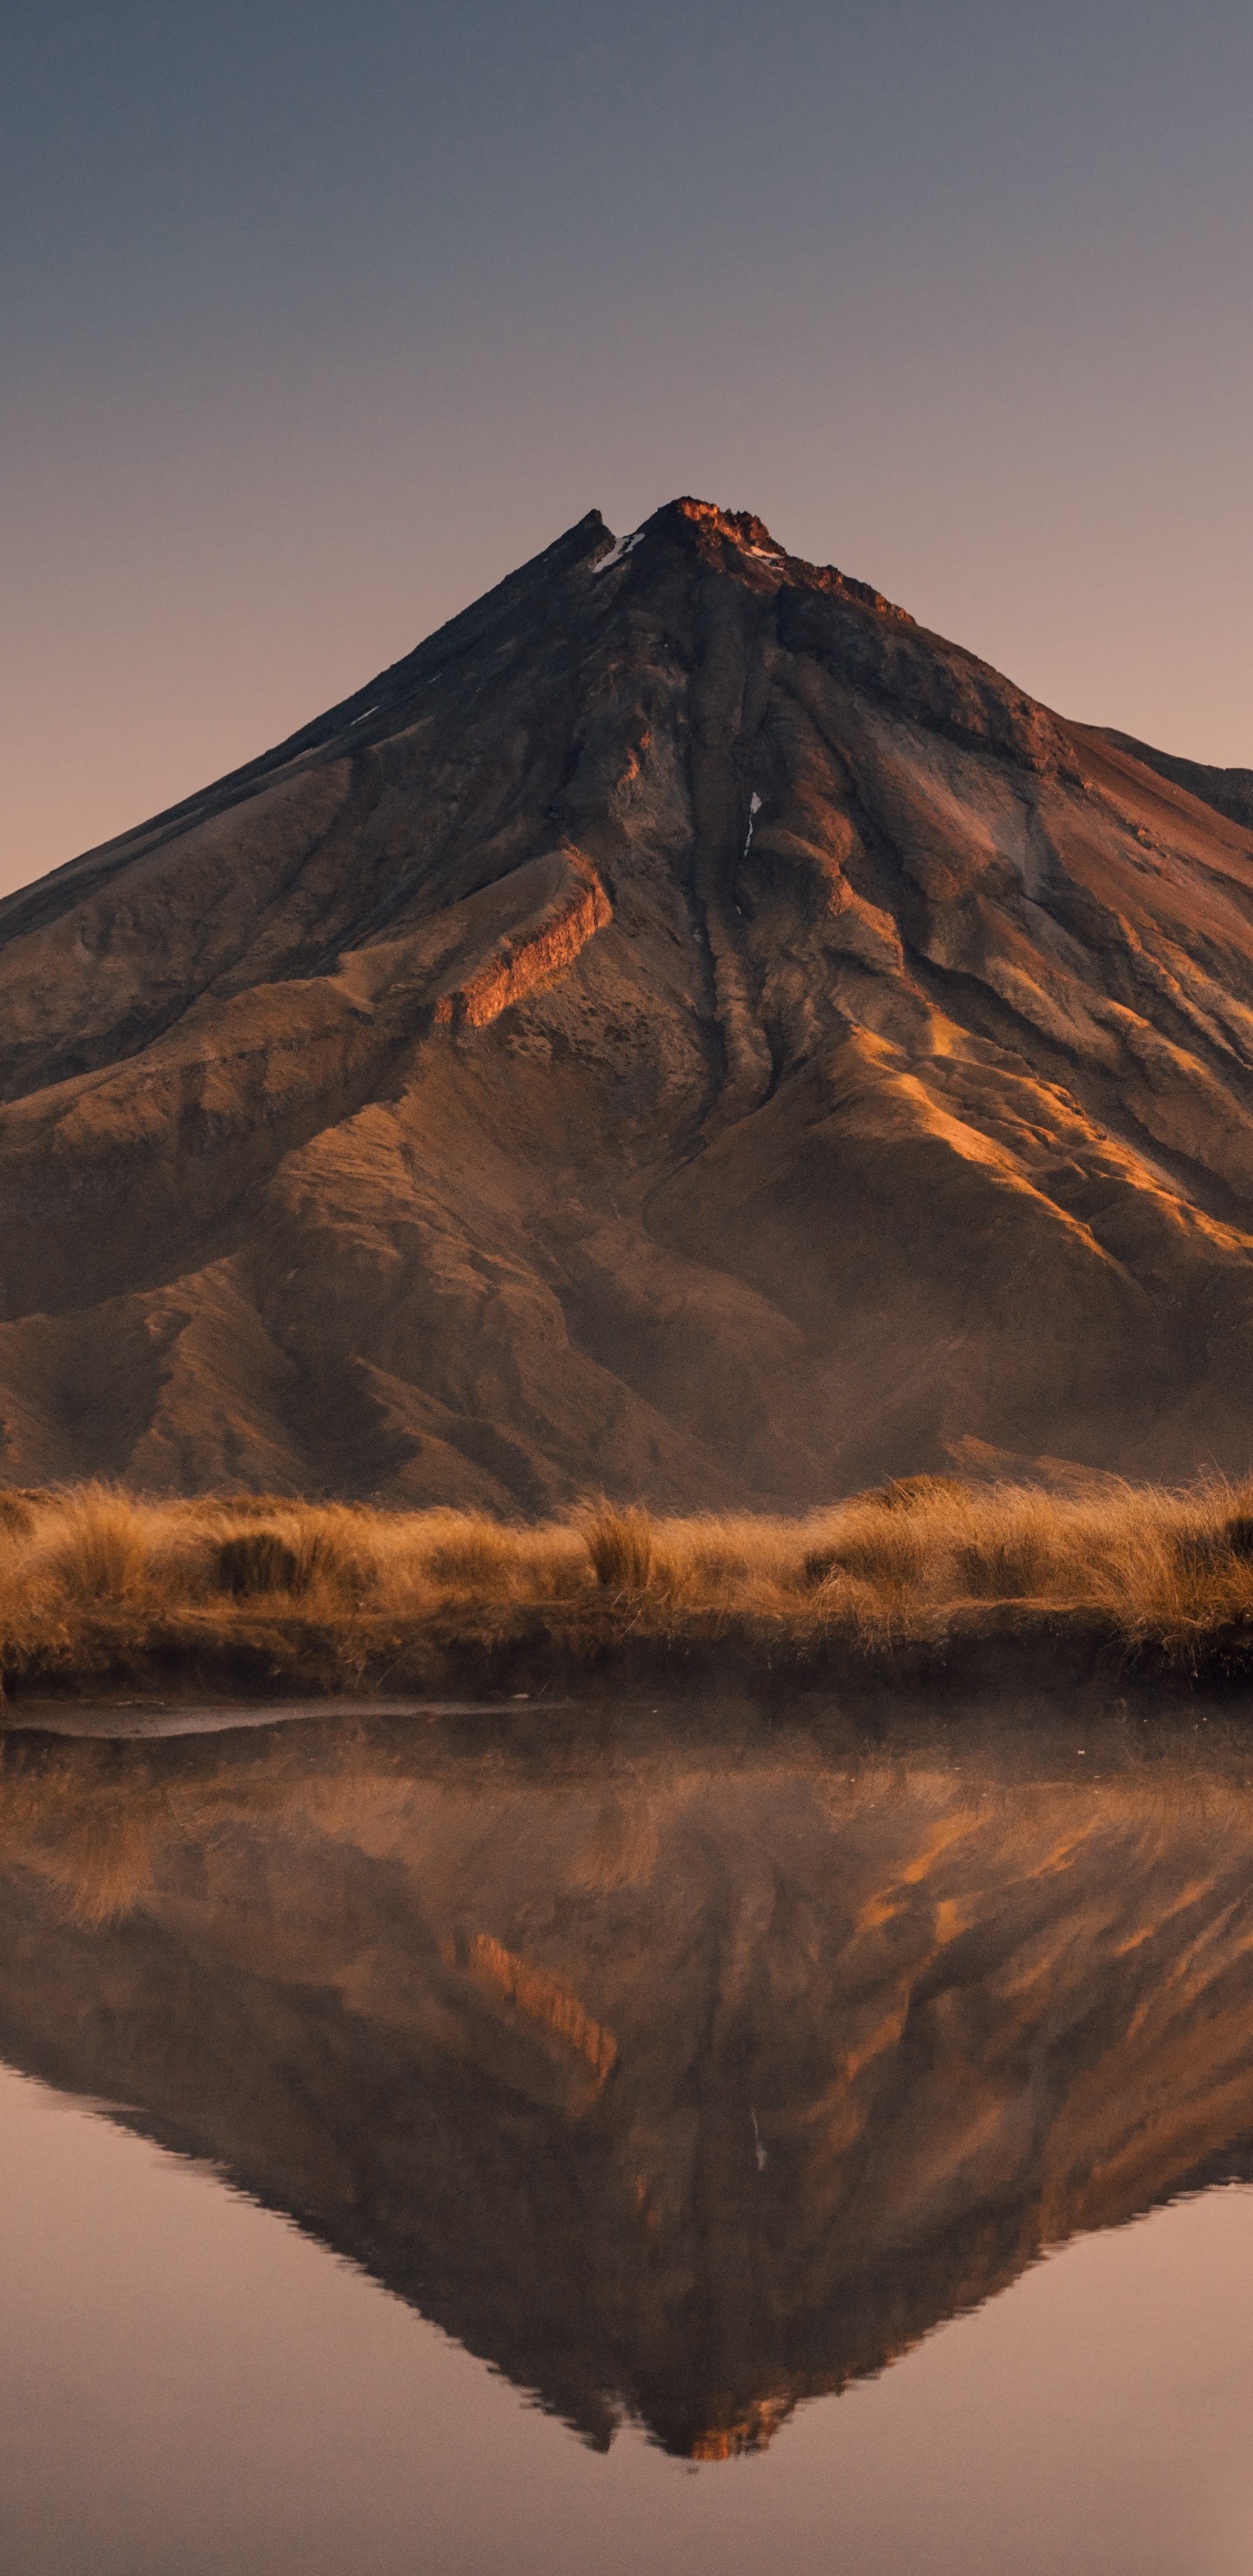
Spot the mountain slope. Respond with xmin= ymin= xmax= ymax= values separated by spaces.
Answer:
xmin=1095 ymin=728 xmax=1253 ymax=835
xmin=3 ymin=496 xmax=1253 ymax=1505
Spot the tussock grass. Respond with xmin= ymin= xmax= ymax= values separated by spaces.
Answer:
xmin=584 ymin=1503 xmax=654 ymax=1593
xmin=3 ymin=1474 xmax=1253 ymax=1699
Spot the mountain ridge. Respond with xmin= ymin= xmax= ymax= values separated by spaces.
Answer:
xmin=1093 ymin=725 xmax=1253 ymax=836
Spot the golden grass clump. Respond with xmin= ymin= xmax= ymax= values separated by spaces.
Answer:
xmin=3 ymin=1473 xmax=1253 ymax=1697
xmin=584 ymin=1504 xmax=654 ymax=1593
xmin=424 ymin=1514 xmax=525 ymax=1595
xmin=215 ymin=1531 xmax=302 ymax=1598
xmin=32 ymin=1485 xmax=201 ymax=1612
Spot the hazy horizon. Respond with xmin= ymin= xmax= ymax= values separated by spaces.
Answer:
xmin=3 ymin=0 xmax=1251 ymax=899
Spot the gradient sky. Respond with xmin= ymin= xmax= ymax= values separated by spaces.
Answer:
xmin=3 ymin=0 xmax=1251 ymax=896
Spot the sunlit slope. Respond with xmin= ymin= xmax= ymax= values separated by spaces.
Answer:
xmin=3 ymin=498 xmax=1253 ymax=1499
xmin=3 ymin=1721 xmax=1253 ymax=2454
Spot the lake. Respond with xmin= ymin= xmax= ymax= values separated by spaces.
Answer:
xmin=2 ymin=1695 xmax=1253 ymax=2573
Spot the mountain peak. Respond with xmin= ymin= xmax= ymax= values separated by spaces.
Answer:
xmin=592 ymin=493 xmax=915 ymax=626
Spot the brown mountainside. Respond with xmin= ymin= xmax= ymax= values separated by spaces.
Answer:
xmin=4 ymin=496 xmax=1253 ymax=1504
xmin=1096 ymin=728 xmax=1253 ymax=835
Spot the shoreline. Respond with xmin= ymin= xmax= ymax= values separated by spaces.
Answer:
xmin=7 ymin=1482 xmax=1253 ymax=1721
xmin=5 ymin=1597 xmax=1253 ymax=1722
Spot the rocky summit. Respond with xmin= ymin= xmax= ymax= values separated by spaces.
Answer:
xmin=3 ymin=495 xmax=1253 ymax=1507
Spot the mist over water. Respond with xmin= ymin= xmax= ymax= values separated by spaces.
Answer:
xmin=3 ymin=1699 xmax=1253 ymax=2569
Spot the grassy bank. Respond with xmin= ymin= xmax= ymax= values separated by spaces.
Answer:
xmin=4 ymin=1475 xmax=1253 ymax=1705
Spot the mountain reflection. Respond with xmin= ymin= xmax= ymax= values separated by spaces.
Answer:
xmin=3 ymin=1706 xmax=1253 ymax=2458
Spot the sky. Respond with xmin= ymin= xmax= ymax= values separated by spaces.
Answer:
xmin=2 ymin=0 xmax=1251 ymax=897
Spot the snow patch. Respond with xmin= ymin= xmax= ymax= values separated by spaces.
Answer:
xmin=349 ymin=706 xmax=379 ymax=726
xmin=593 ymin=529 xmax=645 ymax=576
xmin=743 ymin=791 xmax=762 ymax=857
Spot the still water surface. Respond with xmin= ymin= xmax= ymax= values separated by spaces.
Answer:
xmin=3 ymin=1700 xmax=1253 ymax=2573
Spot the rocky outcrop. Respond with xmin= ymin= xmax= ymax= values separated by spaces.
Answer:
xmin=432 ymin=849 xmax=611 ymax=1032
xmin=3 ymin=496 xmax=1253 ymax=1503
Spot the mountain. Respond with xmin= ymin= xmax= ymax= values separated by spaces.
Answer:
xmin=3 ymin=1713 xmax=1253 ymax=2457
xmin=3 ymin=495 xmax=1253 ymax=1506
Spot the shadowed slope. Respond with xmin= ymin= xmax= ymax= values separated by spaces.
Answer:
xmin=1094 ymin=727 xmax=1253 ymax=835
xmin=4 ymin=499 xmax=1253 ymax=1501
xmin=3 ymin=1714 xmax=1253 ymax=2455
